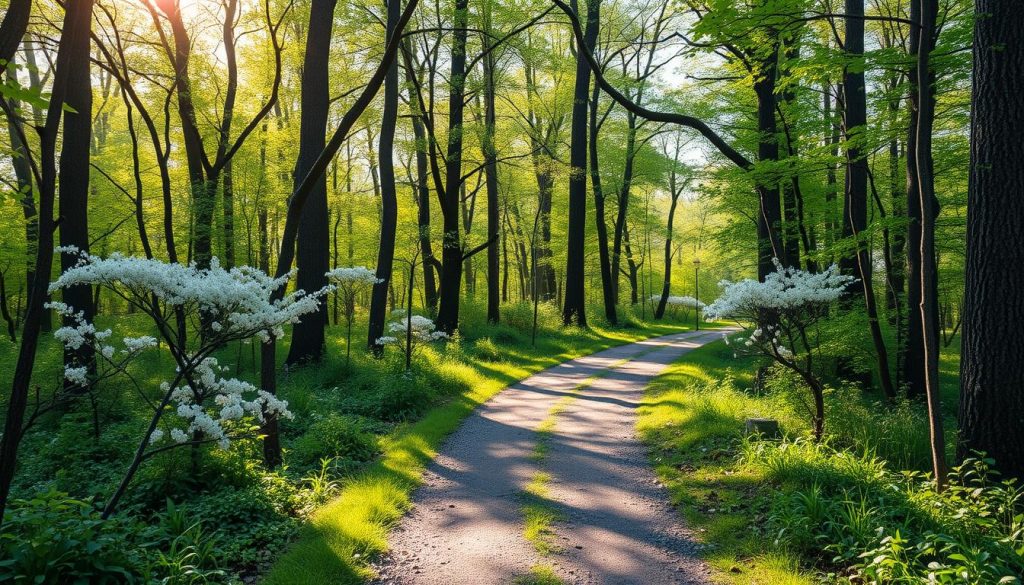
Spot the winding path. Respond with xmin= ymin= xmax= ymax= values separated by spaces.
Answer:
xmin=373 ymin=329 xmax=730 ymax=585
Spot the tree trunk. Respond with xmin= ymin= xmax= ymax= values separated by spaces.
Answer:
xmin=57 ymin=0 xmax=97 ymax=382
xmin=611 ymin=111 xmax=637 ymax=300
xmin=481 ymin=15 xmax=500 ymax=324
xmin=959 ymin=0 xmax=1024 ymax=480
xmin=562 ymin=0 xmax=597 ymax=327
xmin=286 ymin=0 xmax=337 ymax=365
xmin=405 ymin=43 xmax=439 ymax=312
xmin=368 ymin=0 xmax=401 ymax=351
xmin=590 ymin=82 xmax=617 ymax=324
xmin=903 ymin=0 xmax=940 ymax=400
xmin=435 ymin=0 xmax=469 ymax=333
xmin=656 ymin=167 xmax=683 ymax=319
xmin=0 ymin=0 xmax=91 ymax=528
xmin=754 ymin=45 xmax=783 ymax=279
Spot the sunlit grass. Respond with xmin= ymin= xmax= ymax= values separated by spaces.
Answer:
xmin=637 ymin=337 xmax=814 ymax=585
xmin=513 ymin=564 xmax=565 ymax=585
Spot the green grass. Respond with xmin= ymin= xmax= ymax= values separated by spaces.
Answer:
xmin=636 ymin=334 xmax=966 ymax=584
xmin=637 ymin=338 xmax=812 ymax=585
xmin=521 ymin=471 xmax=562 ymax=555
xmin=512 ymin=564 xmax=565 ymax=585
xmin=262 ymin=316 xmax=689 ymax=584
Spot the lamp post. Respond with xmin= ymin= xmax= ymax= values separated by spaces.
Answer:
xmin=693 ymin=257 xmax=701 ymax=331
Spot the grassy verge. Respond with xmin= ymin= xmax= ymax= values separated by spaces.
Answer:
xmin=636 ymin=335 xmax=999 ymax=584
xmin=263 ymin=318 xmax=688 ymax=584
xmin=637 ymin=337 xmax=812 ymax=584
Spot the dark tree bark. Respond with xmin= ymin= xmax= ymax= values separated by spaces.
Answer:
xmin=753 ymin=44 xmax=784 ymax=279
xmin=840 ymin=0 xmax=896 ymax=399
xmin=368 ymin=0 xmax=401 ymax=351
xmin=611 ymin=111 xmax=637 ymax=300
xmin=404 ymin=41 xmax=439 ymax=312
xmin=562 ymin=0 xmax=598 ymax=327
xmin=958 ymin=0 xmax=1024 ymax=479
xmin=655 ymin=154 xmax=685 ymax=319
xmin=481 ymin=11 xmax=501 ymax=324
xmin=435 ymin=0 xmax=469 ymax=333
xmin=58 ymin=0 xmax=97 ymax=380
xmin=903 ymin=0 xmax=940 ymax=400
xmin=0 ymin=0 xmax=92 ymax=528
xmin=590 ymin=81 xmax=617 ymax=324
xmin=0 ymin=0 xmax=31 ymax=65
xmin=286 ymin=0 xmax=337 ymax=365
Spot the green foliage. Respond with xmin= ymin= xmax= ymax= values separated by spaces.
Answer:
xmin=346 ymin=373 xmax=439 ymax=422
xmin=499 ymin=301 xmax=561 ymax=334
xmin=640 ymin=335 xmax=1020 ymax=583
xmin=290 ymin=414 xmax=380 ymax=468
xmin=0 ymin=490 xmax=142 ymax=583
xmin=754 ymin=443 xmax=1024 ymax=583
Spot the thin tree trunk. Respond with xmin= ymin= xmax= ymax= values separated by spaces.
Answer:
xmin=590 ymin=82 xmax=617 ymax=324
xmin=481 ymin=15 xmax=501 ymax=324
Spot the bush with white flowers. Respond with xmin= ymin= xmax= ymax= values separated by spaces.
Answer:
xmin=326 ymin=266 xmax=382 ymax=364
xmin=47 ymin=248 xmax=327 ymax=514
xmin=704 ymin=260 xmax=855 ymax=440
xmin=376 ymin=314 xmax=449 ymax=364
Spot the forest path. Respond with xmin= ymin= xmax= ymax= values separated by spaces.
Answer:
xmin=372 ymin=329 xmax=730 ymax=585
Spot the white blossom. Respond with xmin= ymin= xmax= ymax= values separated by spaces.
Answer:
xmin=123 ymin=336 xmax=158 ymax=353
xmin=703 ymin=260 xmax=854 ymax=321
xmin=170 ymin=428 xmax=189 ymax=443
xmin=64 ymin=366 xmax=89 ymax=386
xmin=325 ymin=266 xmax=381 ymax=285
xmin=149 ymin=429 xmax=164 ymax=444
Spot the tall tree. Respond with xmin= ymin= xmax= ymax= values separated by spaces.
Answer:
xmin=903 ymin=0 xmax=941 ymax=399
xmin=959 ymin=0 xmax=1024 ymax=479
xmin=58 ymin=0 xmax=98 ymax=380
xmin=0 ymin=0 xmax=93 ymax=527
xmin=562 ymin=0 xmax=598 ymax=327
xmin=435 ymin=0 xmax=470 ymax=333
xmin=368 ymin=0 xmax=402 ymax=351
xmin=287 ymin=0 xmax=338 ymax=364
xmin=840 ymin=0 xmax=896 ymax=399
xmin=481 ymin=0 xmax=501 ymax=324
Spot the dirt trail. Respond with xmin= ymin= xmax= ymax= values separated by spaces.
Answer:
xmin=373 ymin=329 xmax=730 ymax=585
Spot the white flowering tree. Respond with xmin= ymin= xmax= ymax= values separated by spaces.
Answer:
xmin=376 ymin=314 xmax=449 ymax=371
xmin=703 ymin=260 xmax=854 ymax=440
xmin=326 ymin=266 xmax=382 ymax=365
xmin=47 ymin=249 xmax=326 ymax=517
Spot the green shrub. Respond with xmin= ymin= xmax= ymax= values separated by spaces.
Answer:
xmin=348 ymin=375 xmax=438 ymax=422
xmin=749 ymin=440 xmax=1024 ymax=583
xmin=290 ymin=414 xmax=380 ymax=468
xmin=184 ymin=483 xmax=299 ymax=566
xmin=471 ymin=337 xmax=504 ymax=362
xmin=500 ymin=301 xmax=560 ymax=334
xmin=0 ymin=489 xmax=143 ymax=583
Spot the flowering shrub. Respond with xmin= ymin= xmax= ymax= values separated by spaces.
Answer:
xmin=47 ymin=248 xmax=325 ymax=514
xmin=376 ymin=314 xmax=449 ymax=368
xmin=704 ymin=260 xmax=854 ymax=439
xmin=326 ymin=266 xmax=381 ymax=364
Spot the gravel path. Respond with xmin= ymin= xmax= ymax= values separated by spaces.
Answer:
xmin=373 ymin=329 xmax=729 ymax=585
